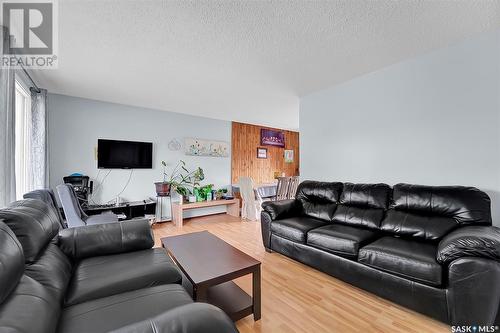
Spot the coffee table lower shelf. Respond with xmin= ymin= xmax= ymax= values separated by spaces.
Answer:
xmin=206 ymin=281 xmax=253 ymax=322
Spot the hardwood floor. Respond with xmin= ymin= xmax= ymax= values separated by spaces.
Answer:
xmin=153 ymin=214 xmax=449 ymax=333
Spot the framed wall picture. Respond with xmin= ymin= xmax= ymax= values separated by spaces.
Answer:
xmin=284 ymin=149 xmax=294 ymax=163
xmin=184 ymin=138 xmax=229 ymax=157
xmin=261 ymin=128 xmax=285 ymax=147
xmin=257 ymin=147 xmax=267 ymax=159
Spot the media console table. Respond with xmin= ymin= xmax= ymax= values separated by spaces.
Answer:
xmin=83 ymin=200 xmax=156 ymax=220
xmin=171 ymin=198 xmax=240 ymax=227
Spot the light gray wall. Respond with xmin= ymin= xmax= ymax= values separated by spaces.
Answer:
xmin=300 ymin=29 xmax=500 ymax=224
xmin=48 ymin=94 xmax=231 ymax=218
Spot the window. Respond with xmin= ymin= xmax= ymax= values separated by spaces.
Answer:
xmin=14 ymin=79 xmax=32 ymax=200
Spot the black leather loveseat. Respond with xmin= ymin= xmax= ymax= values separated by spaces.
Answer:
xmin=0 ymin=198 xmax=238 ymax=333
xmin=261 ymin=181 xmax=500 ymax=326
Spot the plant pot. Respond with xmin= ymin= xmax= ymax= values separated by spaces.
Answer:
xmin=155 ymin=182 xmax=171 ymax=196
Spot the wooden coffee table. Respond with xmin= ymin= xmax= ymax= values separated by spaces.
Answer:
xmin=161 ymin=231 xmax=261 ymax=321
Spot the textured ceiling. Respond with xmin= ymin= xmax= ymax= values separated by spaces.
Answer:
xmin=33 ymin=0 xmax=500 ymax=130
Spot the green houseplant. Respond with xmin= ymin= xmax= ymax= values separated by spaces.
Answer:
xmin=155 ymin=160 xmax=205 ymax=202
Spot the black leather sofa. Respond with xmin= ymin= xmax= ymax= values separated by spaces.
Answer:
xmin=0 ymin=199 xmax=238 ymax=333
xmin=261 ymin=181 xmax=500 ymax=326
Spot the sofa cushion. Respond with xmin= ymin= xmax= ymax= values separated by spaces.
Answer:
xmin=332 ymin=205 xmax=385 ymax=230
xmin=0 ymin=199 xmax=60 ymax=263
xmin=339 ymin=183 xmax=391 ymax=209
xmin=381 ymin=184 xmax=492 ymax=241
xmin=25 ymin=242 xmax=73 ymax=304
xmin=0 ymin=275 xmax=60 ymax=333
xmin=58 ymin=284 xmax=192 ymax=333
xmin=296 ymin=181 xmax=343 ymax=221
xmin=271 ymin=216 xmax=328 ymax=243
xmin=0 ymin=221 xmax=24 ymax=304
xmin=358 ymin=237 xmax=442 ymax=286
xmin=65 ymin=248 xmax=182 ymax=306
xmin=382 ymin=210 xmax=458 ymax=241
xmin=58 ymin=219 xmax=154 ymax=260
xmin=331 ymin=183 xmax=390 ymax=230
xmin=307 ymin=224 xmax=380 ymax=258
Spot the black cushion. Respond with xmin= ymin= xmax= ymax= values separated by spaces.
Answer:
xmin=391 ymin=183 xmax=491 ymax=224
xmin=437 ymin=226 xmax=500 ymax=265
xmin=271 ymin=216 xmax=328 ymax=243
xmin=0 ymin=221 xmax=24 ymax=304
xmin=296 ymin=181 xmax=343 ymax=221
xmin=307 ymin=224 xmax=380 ymax=258
xmin=382 ymin=210 xmax=458 ymax=241
xmin=358 ymin=237 xmax=442 ymax=287
xmin=58 ymin=284 xmax=193 ymax=333
xmin=332 ymin=205 xmax=385 ymax=230
xmin=58 ymin=220 xmax=154 ymax=260
xmin=381 ymin=184 xmax=492 ymax=241
xmin=0 ymin=275 xmax=60 ymax=333
xmin=331 ymin=183 xmax=390 ymax=230
xmin=24 ymin=242 xmax=73 ymax=304
xmin=339 ymin=183 xmax=391 ymax=209
xmin=65 ymin=248 xmax=182 ymax=306
xmin=111 ymin=303 xmax=238 ymax=333
xmin=0 ymin=199 xmax=60 ymax=263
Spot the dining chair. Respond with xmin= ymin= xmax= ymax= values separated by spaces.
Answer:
xmin=56 ymin=184 xmax=119 ymax=228
xmin=275 ymin=177 xmax=291 ymax=201
xmin=238 ymin=177 xmax=262 ymax=221
xmin=287 ymin=176 xmax=300 ymax=199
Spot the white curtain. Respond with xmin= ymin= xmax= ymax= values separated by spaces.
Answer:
xmin=29 ymin=88 xmax=49 ymax=189
xmin=0 ymin=26 xmax=16 ymax=207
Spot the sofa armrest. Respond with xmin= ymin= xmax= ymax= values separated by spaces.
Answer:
xmin=110 ymin=303 xmax=238 ymax=333
xmin=58 ymin=219 xmax=154 ymax=260
xmin=261 ymin=199 xmax=299 ymax=221
xmin=447 ymin=257 xmax=500 ymax=325
xmin=437 ymin=226 xmax=500 ymax=265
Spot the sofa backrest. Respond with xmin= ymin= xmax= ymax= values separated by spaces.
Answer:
xmin=332 ymin=183 xmax=391 ymax=230
xmin=24 ymin=189 xmax=67 ymax=229
xmin=0 ymin=220 xmax=24 ymax=304
xmin=296 ymin=181 xmax=343 ymax=221
xmin=0 ymin=199 xmax=73 ymax=305
xmin=0 ymin=220 xmax=61 ymax=333
xmin=0 ymin=199 xmax=61 ymax=263
xmin=381 ymin=184 xmax=492 ymax=241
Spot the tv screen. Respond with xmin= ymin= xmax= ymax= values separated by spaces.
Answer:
xmin=97 ymin=139 xmax=153 ymax=169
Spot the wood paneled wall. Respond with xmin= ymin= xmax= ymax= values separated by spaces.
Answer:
xmin=231 ymin=122 xmax=299 ymax=184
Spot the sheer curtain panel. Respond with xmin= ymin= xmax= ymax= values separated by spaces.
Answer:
xmin=0 ymin=26 xmax=16 ymax=207
xmin=29 ymin=88 xmax=49 ymax=189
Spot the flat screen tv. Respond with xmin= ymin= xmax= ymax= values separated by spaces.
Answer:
xmin=97 ymin=139 xmax=153 ymax=169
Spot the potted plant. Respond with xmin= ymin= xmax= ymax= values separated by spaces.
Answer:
xmin=181 ymin=167 xmax=204 ymax=202
xmin=215 ymin=188 xmax=227 ymax=200
xmin=155 ymin=160 xmax=205 ymax=202
xmin=155 ymin=160 xmax=187 ymax=196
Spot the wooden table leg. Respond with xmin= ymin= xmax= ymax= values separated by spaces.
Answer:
xmin=252 ymin=264 xmax=261 ymax=320
xmin=227 ymin=199 xmax=240 ymax=217
xmin=193 ymin=284 xmax=208 ymax=303
xmin=171 ymin=203 xmax=183 ymax=228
